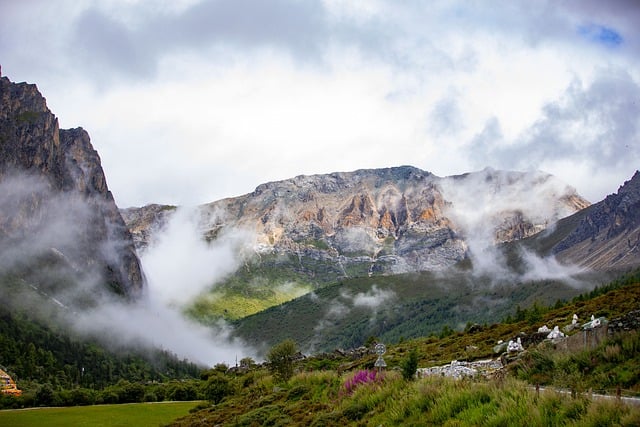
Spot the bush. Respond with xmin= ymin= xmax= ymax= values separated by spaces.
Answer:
xmin=35 ymin=383 xmax=54 ymax=406
xmin=202 ymin=373 xmax=233 ymax=404
xmin=267 ymin=339 xmax=298 ymax=383
xmin=167 ymin=381 xmax=199 ymax=401
xmin=116 ymin=380 xmax=145 ymax=403
xmin=67 ymin=388 xmax=95 ymax=406
xmin=143 ymin=391 xmax=158 ymax=402
xmin=401 ymin=348 xmax=419 ymax=381
xmin=98 ymin=389 xmax=119 ymax=404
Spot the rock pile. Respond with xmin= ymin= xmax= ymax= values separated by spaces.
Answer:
xmin=608 ymin=310 xmax=640 ymax=334
xmin=417 ymin=359 xmax=503 ymax=379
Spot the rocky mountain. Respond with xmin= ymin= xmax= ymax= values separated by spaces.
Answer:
xmin=227 ymin=172 xmax=640 ymax=353
xmin=0 ymin=74 xmax=144 ymax=297
xmin=124 ymin=166 xmax=589 ymax=286
xmin=533 ymin=170 xmax=640 ymax=271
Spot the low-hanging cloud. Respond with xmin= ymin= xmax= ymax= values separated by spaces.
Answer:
xmin=519 ymin=248 xmax=585 ymax=285
xmin=311 ymin=284 xmax=396 ymax=350
xmin=73 ymin=291 xmax=254 ymax=366
xmin=350 ymin=285 xmax=396 ymax=309
xmin=439 ymin=169 xmax=587 ymax=281
xmin=0 ymin=173 xmax=257 ymax=366
xmin=141 ymin=206 xmax=251 ymax=305
xmin=98 ymin=205 xmax=259 ymax=364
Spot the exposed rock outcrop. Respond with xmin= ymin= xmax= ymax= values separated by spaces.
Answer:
xmin=0 ymin=75 xmax=144 ymax=296
xmin=124 ymin=166 xmax=588 ymax=284
xmin=552 ymin=171 xmax=640 ymax=270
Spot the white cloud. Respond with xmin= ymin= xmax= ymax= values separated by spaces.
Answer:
xmin=1 ymin=0 xmax=638 ymax=209
xmin=141 ymin=206 xmax=251 ymax=305
xmin=351 ymin=285 xmax=396 ymax=309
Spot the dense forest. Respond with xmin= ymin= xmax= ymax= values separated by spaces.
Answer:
xmin=0 ymin=274 xmax=204 ymax=408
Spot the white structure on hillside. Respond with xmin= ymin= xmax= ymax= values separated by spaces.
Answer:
xmin=507 ymin=337 xmax=524 ymax=352
xmin=547 ymin=325 xmax=565 ymax=340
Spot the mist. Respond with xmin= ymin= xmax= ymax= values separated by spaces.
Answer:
xmin=439 ymin=169 xmax=587 ymax=282
xmin=0 ymin=173 xmax=257 ymax=366
xmin=309 ymin=284 xmax=396 ymax=351
xmin=141 ymin=207 xmax=248 ymax=305
xmin=78 ymin=206 xmax=259 ymax=366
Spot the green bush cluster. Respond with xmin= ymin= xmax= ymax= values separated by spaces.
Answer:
xmin=0 ymin=379 xmax=208 ymax=409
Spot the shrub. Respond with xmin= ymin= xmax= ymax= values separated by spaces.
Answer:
xmin=167 ymin=381 xmax=199 ymax=401
xmin=35 ymin=383 xmax=54 ymax=406
xmin=401 ymin=348 xmax=419 ymax=381
xmin=203 ymin=373 xmax=233 ymax=404
xmin=98 ymin=389 xmax=119 ymax=404
xmin=116 ymin=380 xmax=145 ymax=403
xmin=267 ymin=339 xmax=298 ymax=383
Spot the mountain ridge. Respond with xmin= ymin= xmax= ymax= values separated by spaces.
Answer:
xmin=228 ymin=170 xmax=640 ymax=352
xmin=0 ymin=75 xmax=144 ymax=297
xmin=124 ymin=166 xmax=589 ymax=282
xmin=542 ymin=170 xmax=640 ymax=271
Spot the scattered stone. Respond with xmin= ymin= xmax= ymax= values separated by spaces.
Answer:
xmin=417 ymin=359 xmax=503 ymax=379
xmin=608 ymin=310 xmax=640 ymax=334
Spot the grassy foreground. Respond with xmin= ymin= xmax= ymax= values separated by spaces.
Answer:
xmin=170 ymin=370 xmax=640 ymax=426
xmin=0 ymin=401 xmax=201 ymax=427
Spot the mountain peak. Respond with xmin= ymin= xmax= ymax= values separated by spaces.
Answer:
xmin=126 ymin=166 xmax=589 ymax=285
xmin=0 ymin=75 xmax=143 ymax=296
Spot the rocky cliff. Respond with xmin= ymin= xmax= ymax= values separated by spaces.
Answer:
xmin=552 ymin=171 xmax=640 ymax=270
xmin=125 ymin=166 xmax=589 ymax=284
xmin=0 ymin=75 xmax=144 ymax=296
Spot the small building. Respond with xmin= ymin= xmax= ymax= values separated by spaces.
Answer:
xmin=0 ymin=368 xmax=22 ymax=397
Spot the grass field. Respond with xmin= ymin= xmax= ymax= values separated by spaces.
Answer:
xmin=0 ymin=401 xmax=202 ymax=427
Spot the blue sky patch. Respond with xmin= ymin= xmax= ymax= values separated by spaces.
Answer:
xmin=578 ymin=23 xmax=623 ymax=47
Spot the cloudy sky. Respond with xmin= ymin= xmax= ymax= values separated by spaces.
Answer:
xmin=1 ymin=0 xmax=639 ymax=207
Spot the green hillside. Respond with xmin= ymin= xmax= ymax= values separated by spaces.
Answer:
xmin=169 ymin=271 xmax=640 ymax=426
xmin=231 ymin=267 xmax=610 ymax=353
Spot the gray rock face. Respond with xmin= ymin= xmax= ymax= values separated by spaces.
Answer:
xmin=0 ymin=76 xmax=144 ymax=296
xmin=552 ymin=171 xmax=640 ymax=270
xmin=124 ymin=166 xmax=589 ymax=284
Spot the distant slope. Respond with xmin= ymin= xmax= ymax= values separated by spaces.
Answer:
xmin=230 ymin=268 xmax=607 ymax=354
xmin=228 ymin=172 xmax=640 ymax=353
xmin=127 ymin=167 xmax=587 ymax=278
xmin=521 ymin=170 xmax=640 ymax=271
xmin=123 ymin=167 xmax=588 ymax=320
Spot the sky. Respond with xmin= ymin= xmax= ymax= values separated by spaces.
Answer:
xmin=1 ymin=0 xmax=639 ymax=208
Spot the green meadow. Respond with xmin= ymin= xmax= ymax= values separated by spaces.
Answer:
xmin=0 ymin=401 xmax=201 ymax=427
